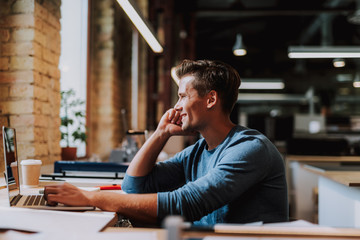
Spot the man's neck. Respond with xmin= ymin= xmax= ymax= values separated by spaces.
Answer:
xmin=201 ymin=119 xmax=236 ymax=151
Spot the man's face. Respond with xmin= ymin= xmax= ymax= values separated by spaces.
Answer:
xmin=175 ymin=75 xmax=208 ymax=131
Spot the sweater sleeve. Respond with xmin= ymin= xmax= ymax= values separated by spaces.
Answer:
xmin=157 ymin=138 xmax=271 ymax=222
xmin=121 ymin=150 xmax=188 ymax=194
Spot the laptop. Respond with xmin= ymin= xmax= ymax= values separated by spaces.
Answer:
xmin=2 ymin=126 xmax=94 ymax=211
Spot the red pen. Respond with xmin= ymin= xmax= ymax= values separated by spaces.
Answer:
xmin=98 ymin=184 xmax=121 ymax=190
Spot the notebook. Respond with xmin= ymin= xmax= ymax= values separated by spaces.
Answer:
xmin=2 ymin=126 xmax=95 ymax=211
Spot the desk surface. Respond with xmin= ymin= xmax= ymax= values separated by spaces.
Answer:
xmin=105 ymin=227 xmax=166 ymax=240
xmin=288 ymin=155 xmax=360 ymax=187
xmin=4 ymin=174 xmax=360 ymax=238
xmin=287 ymin=155 xmax=360 ymax=162
xmin=104 ymin=225 xmax=360 ymax=239
xmin=304 ymin=164 xmax=360 ymax=187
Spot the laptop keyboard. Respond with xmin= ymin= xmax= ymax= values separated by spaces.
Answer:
xmin=11 ymin=195 xmax=47 ymax=206
xmin=10 ymin=195 xmax=22 ymax=206
xmin=24 ymin=195 xmax=47 ymax=206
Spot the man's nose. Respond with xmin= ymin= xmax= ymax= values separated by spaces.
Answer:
xmin=174 ymin=101 xmax=182 ymax=111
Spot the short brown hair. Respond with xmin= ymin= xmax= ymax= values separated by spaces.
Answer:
xmin=175 ymin=59 xmax=241 ymax=114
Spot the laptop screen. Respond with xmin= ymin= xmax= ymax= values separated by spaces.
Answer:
xmin=2 ymin=126 xmax=20 ymax=201
xmin=2 ymin=126 xmax=96 ymax=210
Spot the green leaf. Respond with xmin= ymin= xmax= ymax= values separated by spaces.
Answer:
xmin=59 ymin=88 xmax=87 ymax=145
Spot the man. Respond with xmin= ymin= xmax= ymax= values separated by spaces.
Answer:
xmin=45 ymin=59 xmax=288 ymax=225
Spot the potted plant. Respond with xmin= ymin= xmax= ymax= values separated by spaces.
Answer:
xmin=60 ymin=89 xmax=87 ymax=160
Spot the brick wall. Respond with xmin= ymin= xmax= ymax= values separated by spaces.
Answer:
xmin=0 ymin=0 xmax=61 ymax=171
xmin=88 ymin=0 xmax=133 ymax=160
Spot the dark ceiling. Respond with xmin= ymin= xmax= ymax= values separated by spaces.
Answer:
xmin=176 ymin=0 xmax=360 ymax=99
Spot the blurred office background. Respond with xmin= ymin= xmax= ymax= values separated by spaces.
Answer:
xmin=1 ymin=0 xmax=360 ymax=222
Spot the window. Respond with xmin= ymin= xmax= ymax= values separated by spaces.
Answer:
xmin=59 ymin=0 xmax=88 ymax=157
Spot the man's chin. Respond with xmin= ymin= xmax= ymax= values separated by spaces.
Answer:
xmin=181 ymin=123 xmax=189 ymax=131
xmin=182 ymin=124 xmax=196 ymax=133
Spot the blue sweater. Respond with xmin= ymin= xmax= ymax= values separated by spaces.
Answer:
xmin=122 ymin=126 xmax=288 ymax=225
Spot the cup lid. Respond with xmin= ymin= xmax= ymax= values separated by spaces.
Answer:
xmin=20 ymin=159 xmax=42 ymax=165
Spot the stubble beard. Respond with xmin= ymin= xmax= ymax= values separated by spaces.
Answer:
xmin=181 ymin=120 xmax=190 ymax=131
xmin=181 ymin=115 xmax=203 ymax=133
xmin=181 ymin=116 xmax=193 ymax=132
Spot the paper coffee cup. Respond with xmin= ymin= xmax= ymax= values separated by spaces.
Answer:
xmin=10 ymin=161 xmax=19 ymax=187
xmin=20 ymin=159 xmax=42 ymax=188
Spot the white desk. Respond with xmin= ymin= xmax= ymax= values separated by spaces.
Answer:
xmin=304 ymin=165 xmax=360 ymax=228
xmin=4 ymin=180 xmax=360 ymax=239
xmin=0 ymin=179 xmax=120 ymax=233
xmin=105 ymin=221 xmax=360 ymax=240
xmin=286 ymin=155 xmax=360 ymax=222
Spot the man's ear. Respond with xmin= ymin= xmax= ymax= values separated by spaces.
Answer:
xmin=207 ymin=90 xmax=217 ymax=109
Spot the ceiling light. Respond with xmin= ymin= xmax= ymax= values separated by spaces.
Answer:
xmin=288 ymin=46 xmax=360 ymax=59
xmin=354 ymin=73 xmax=360 ymax=88
xmin=240 ymin=79 xmax=284 ymax=90
xmin=116 ymin=0 xmax=163 ymax=53
xmin=333 ymin=58 xmax=345 ymax=68
xmin=233 ymin=34 xmax=247 ymax=56
xmin=171 ymin=67 xmax=179 ymax=85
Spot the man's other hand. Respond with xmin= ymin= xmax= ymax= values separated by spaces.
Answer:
xmin=44 ymin=182 xmax=93 ymax=207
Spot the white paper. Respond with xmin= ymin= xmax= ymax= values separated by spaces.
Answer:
xmin=0 ymin=206 xmax=115 ymax=233
xmin=0 ymin=230 xmax=158 ymax=240
xmin=264 ymin=219 xmax=318 ymax=227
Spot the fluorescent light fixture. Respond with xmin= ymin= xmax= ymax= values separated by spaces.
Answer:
xmin=172 ymin=72 xmax=284 ymax=90
xmin=116 ymin=0 xmax=163 ymax=53
xmin=288 ymin=46 xmax=360 ymax=59
xmin=171 ymin=67 xmax=179 ymax=85
xmin=240 ymin=78 xmax=284 ymax=90
xmin=354 ymin=73 xmax=360 ymax=88
xmin=233 ymin=34 xmax=247 ymax=56
xmin=333 ymin=58 xmax=345 ymax=68
xmin=237 ymin=93 xmax=317 ymax=103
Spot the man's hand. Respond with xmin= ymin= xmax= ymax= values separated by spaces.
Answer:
xmin=44 ymin=183 xmax=157 ymax=224
xmin=157 ymin=108 xmax=191 ymax=136
xmin=126 ymin=108 xmax=195 ymax=177
xmin=44 ymin=182 xmax=94 ymax=207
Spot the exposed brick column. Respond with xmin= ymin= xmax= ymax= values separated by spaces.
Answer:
xmin=0 ymin=0 xmax=61 ymax=170
xmin=135 ymin=0 xmax=148 ymax=131
xmin=88 ymin=0 xmax=115 ymax=160
xmin=88 ymin=0 xmax=132 ymax=160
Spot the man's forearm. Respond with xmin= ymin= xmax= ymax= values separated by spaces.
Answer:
xmin=44 ymin=182 xmax=158 ymax=224
xmin=126 ymin=129 xmax=170 ymax=176
xmin=127 ymin=108 xmax=185 ymax=177
xmin=89 ymin=191 xmax=158 ymax=224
